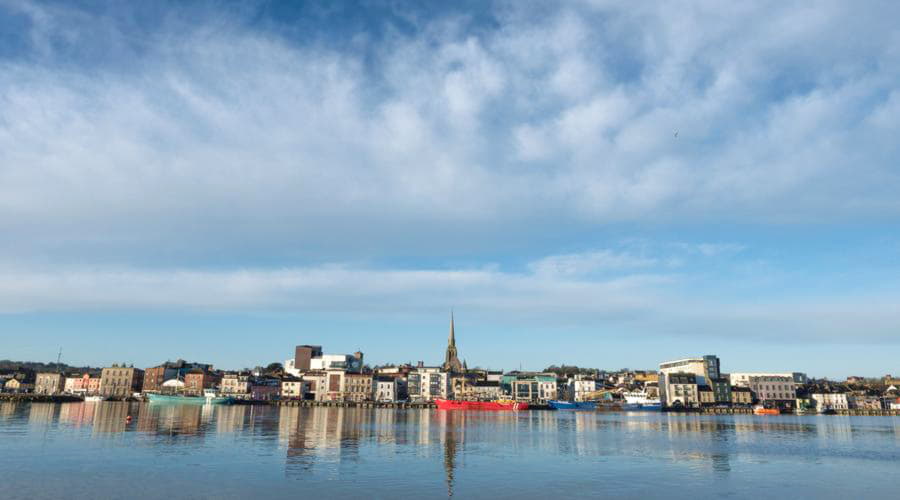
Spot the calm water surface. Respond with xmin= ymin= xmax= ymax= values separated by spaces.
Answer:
xmin=2 ymin=402 xmax=900 ymax=499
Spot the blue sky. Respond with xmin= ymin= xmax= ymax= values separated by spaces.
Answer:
xmin=1 ymin=1 xmax=899 ymax=378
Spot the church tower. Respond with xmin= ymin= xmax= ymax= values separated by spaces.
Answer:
xmin=442 ymin=311 xmax=463 ymax=373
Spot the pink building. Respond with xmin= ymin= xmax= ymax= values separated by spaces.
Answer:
xmin=66 ymin=374 xmax=102 ymax=395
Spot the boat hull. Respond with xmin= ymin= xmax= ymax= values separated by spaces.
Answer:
xmin=548 ymin=400 xmax=597 ymax=410
xmin=622 ymin=403 xmax=662 ymax=411
xmin=753 ymin=407 xmax=780 ymax=415
xmin=147 ymin=393 xmax=234 ymax=405
xmin=435 ymin=399 xmax=528 ymax=411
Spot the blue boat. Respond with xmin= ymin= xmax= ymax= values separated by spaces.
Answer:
xmin=621 ymin=402 xmax=662 ymax=411
xmin=548 ymin=400 xmax=597 ymax=410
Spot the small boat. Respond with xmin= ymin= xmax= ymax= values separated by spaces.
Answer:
xmin=753 ymin=405 xmax=780 ymax=415
xmin=548 ymin=400 xmax=597 ymax=410
xmin=435 ymin=399 xmax=528 ymax=411
xmin=84 ymin=395 xmax=105 ymax=402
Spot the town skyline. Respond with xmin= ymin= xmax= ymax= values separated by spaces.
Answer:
xmin=2 ymin=2 xmax=899 ymax=378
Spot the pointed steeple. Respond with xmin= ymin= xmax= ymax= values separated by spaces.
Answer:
xmin=443 ymin=310 xmax=463 ymax=373
xmin=448 ymin=309 xmax=456 ymax=348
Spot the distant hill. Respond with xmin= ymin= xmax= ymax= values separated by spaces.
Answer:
xmin=0 ymin=360 xmax=101 ymax=376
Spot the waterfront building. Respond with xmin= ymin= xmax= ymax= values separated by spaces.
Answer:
xmin=659 ymin=355 xmax=722 ymax=407
xmin=64 ymin=373 xmax=101 ymax=395
xmin=250 ymin=378 xmax=281 ymax=401
xmin=731 ymin=386 xmax=753 ymax=406
xmin=4 ymin=377 xmax=33 ymax=393
xmin=442 ymin=312 xmax=463 ymax=373
xmin=142 ymin=360 xmax=215 ymax=393
xmin=221 ymin=372 xmax=252 ymax=397
xmin=848 ymin=394 xmax=882 ymax=410
xmin=344 ymin=373 xmax=374 ymax=402
xmin=183 ymin=370 xmax=222 ymax=396
xmin=811 ymin=392 xmax=849 ymax=411
xmin=407 ymin=367 xmax=452 ymax=402
xmin=375 ymin=376 xmax=399 ymax=402
xmin=99 ymin=365 xmax=144 ymax=398
xmin=317 ymin=370 xmax=374 ymax=402
xmin=660 ymin=373 xmax=699 ymax=408
xmin=284 ymin=345 xmax=363 ymax=376
xmin=300 ymin=372 xmax=327 ymax=401
xmin=731 ymin=373 xmax=796 ymax=409
xmin=501 ymin=372 xmax=557 ymax=403
xmin=34 ymin=372 xmax=65 ymax=395
xmin=568 ymin=375 xmax=600 ymax=402
xmin=659 ymin=355 xmax=721 ymax=384
xmin=280 ymin=377 xmax=305 ymax=399
xmin=699 ymin=386 xmax=715 ymax=406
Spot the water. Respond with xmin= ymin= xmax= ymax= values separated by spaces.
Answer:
xmin=2 ymin=402 xmax=900 ymax=499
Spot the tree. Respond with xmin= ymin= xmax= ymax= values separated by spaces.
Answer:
xmin=265 ymin=362 xmax=284 ymax=374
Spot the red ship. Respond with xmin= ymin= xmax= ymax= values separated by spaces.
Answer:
xmin=434 ymin=399 xmax=528 ymax=411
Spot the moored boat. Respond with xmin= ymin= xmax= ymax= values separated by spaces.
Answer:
xmin=147 ymin=392 xmax=234 ymax=405
xmin=435 ymin=399 xmax=528 ymax=411
xmin=622 ymin=402 xmax=662 ymax=411
xmin=84 ymin=395 xmax=105 ymax=402
xmin=622 ymin=391 xmax=662 ymax=411
xmin=548 ymin=400 xmax=597 ymax=410
xmin=753 ymin=405 xmax=780 ymax=415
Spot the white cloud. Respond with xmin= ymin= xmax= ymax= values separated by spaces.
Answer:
xmin=0 ymin=2 xmax=897 ymax=273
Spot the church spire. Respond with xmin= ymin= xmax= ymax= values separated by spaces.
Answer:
xmin=448 ymin=309 xmax=456 ymax=348
xmin=443 ymin=310 xmax=463 ymax=373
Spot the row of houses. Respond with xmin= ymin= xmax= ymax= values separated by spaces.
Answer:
xmin=658 ymin=354 xmax=900 ymax=411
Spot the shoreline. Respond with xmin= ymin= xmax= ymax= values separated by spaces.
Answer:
xmin=2 ymin=394 xmax=899 ymax=416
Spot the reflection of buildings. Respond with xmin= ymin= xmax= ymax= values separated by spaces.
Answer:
xmin=59 ymin=402 xmax=97 ymax=428
xmin=282 ymin=406 xmax=365 ymax=473
xmin=0 ymin=401 xmax=18 ymax=419
xmin=92 ymin=402 xmax=130 ymax=435
xmin=216 ymin=405 xmax=248 ymax=434
xmin=28 ymin=403 xmax=56 ymax=427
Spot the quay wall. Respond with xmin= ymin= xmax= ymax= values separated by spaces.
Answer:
xmin=0 ymin=393 xmax=84 ymax=403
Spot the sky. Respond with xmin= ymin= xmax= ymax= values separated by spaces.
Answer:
xmin=1 ymin=0 xmax=898 ymax=378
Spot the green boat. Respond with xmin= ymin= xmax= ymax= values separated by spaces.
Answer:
xmin=147 ymin=390 xmax=234 ymax=405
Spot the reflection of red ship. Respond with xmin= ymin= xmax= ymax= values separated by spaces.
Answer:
xmin=435 ymin=399 xmax=528 ymax=411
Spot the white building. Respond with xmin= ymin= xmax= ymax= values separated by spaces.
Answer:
xmin=569 ymin=376 xmax=600 ymax=402
xmin=375 ymin=377 xmax=399 ymax=402
xmin=281 ymin=378 xmax=305 ymax=399
xmin=407 ymin=367 xmax=451 ymax=402
xmin=811 ymin=392 xmax=849 ymax=411
xmin=221 ymin=372 xmax=251 ymax=397
xmin=659 ymin=356 xmax=721 ymax=386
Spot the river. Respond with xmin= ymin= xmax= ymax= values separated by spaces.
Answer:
xmin=2 ymin=402 xmax=899 ymax=499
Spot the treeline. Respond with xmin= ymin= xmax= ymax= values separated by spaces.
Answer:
xmin=0 ymin=360 xmax=100 ymax=375
xmin=542 ymin=365 xmax=602 ymax=376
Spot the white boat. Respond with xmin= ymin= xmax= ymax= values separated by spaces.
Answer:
xmin=622 ymin=391 xmax=662 ymax=410
xmin=84 ymin=395 xmax=105 ymax=402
